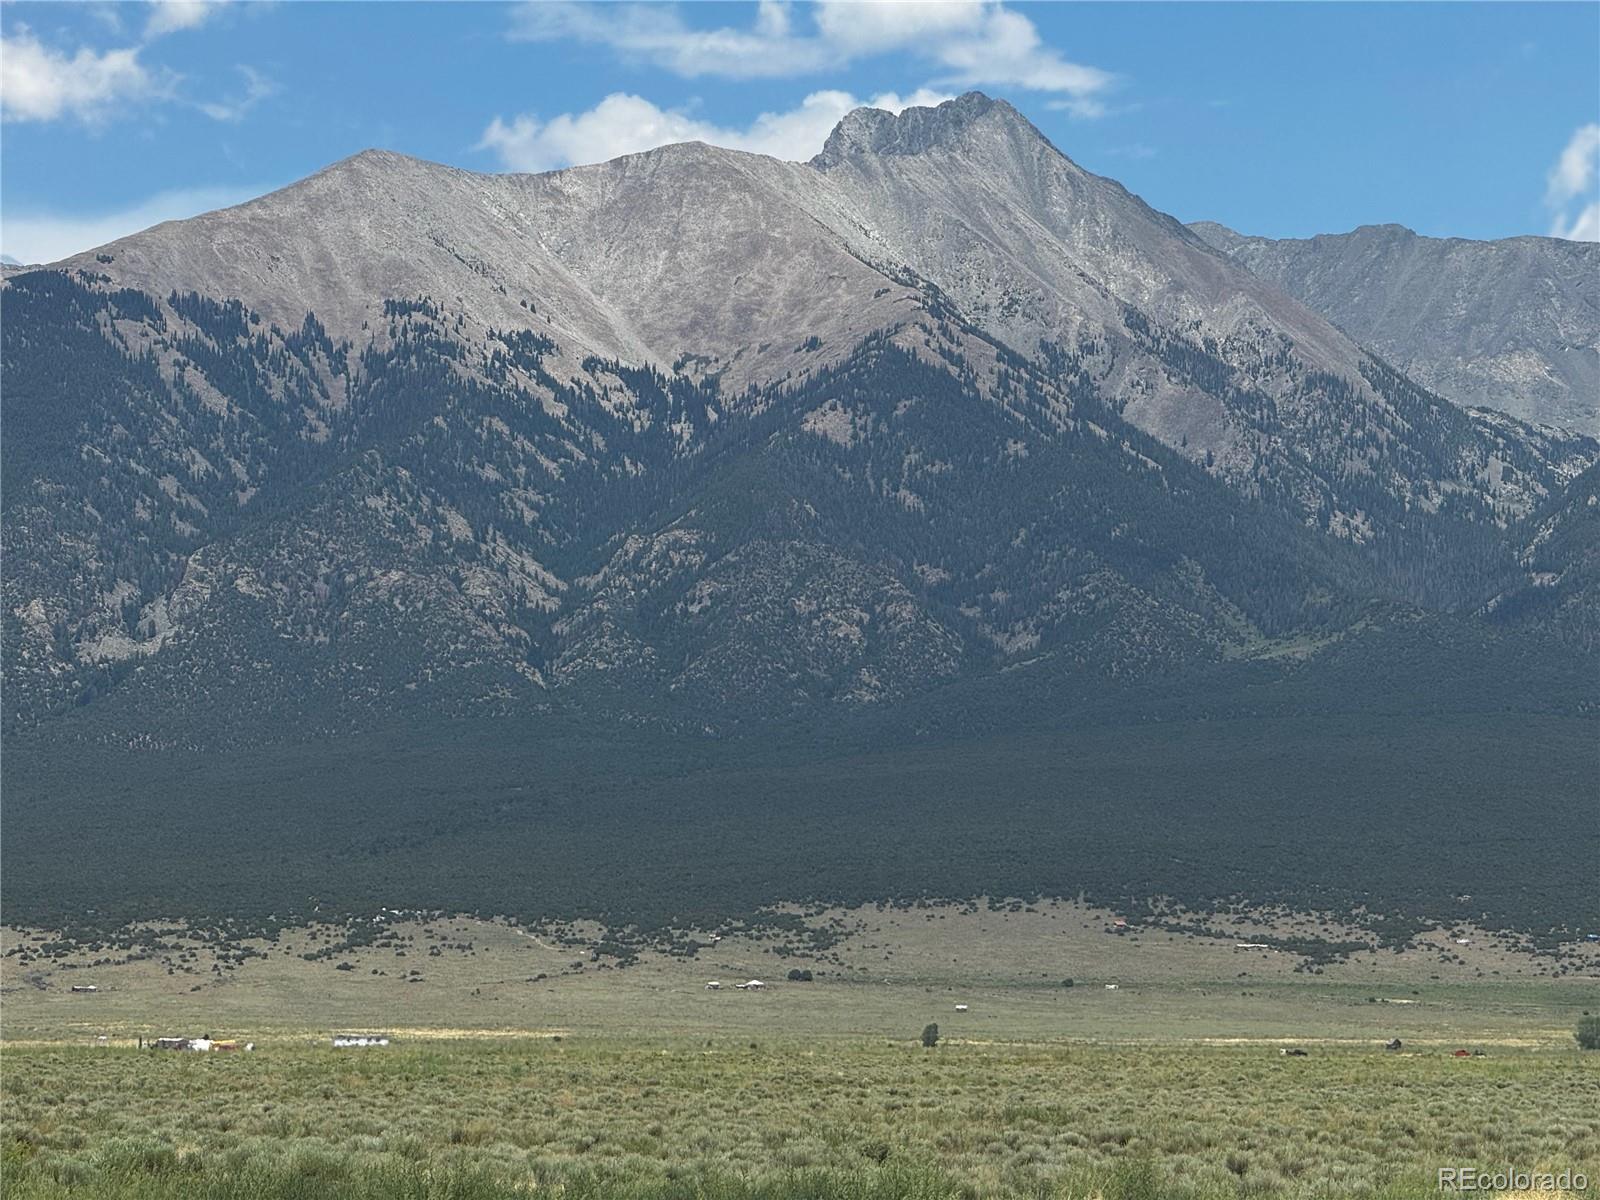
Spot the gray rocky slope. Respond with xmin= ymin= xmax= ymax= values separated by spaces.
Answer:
xmin=54 ymin=95 xmax=1592 ymax=524
xmin=6 ymin=93 xmax=1597 ymax=739
xmin=1191 ymin=220 xmax=1600 ymax=433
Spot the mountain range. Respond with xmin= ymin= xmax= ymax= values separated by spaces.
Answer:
xmin=1191 ymin=219 xmax=1599 ymax=433
xmin=3 ymin=93 xmax=1595 ymax=947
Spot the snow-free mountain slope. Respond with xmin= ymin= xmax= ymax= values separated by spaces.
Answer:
xmin=58 ymin=145 xmax=922 ymax=396
xmin=57 ymin=96 xmax=1595 ymax=550
xmin=10 ymin=91 xmax=1596 ymax=743
xmin=805 ymin=95 xmax=1356 ymax=372
xmin=1191 ymin=220 xmax=1600 ymax=433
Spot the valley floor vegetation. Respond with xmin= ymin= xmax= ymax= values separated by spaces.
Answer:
xmin=4 ymin=1038 xmax=1597 ymax=1199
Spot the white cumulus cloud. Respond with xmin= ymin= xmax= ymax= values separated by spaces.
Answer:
xmin=477 ymin=87 xmax=953 ymax=173
xmin=507 ymin=1 xmax=1112 ymax=110
xmin=1 ymin=5 xmax=262 ymax=127
xmin=1546 ymin=123 xmax=1599 ymax=241
xmin=1 ymin=184 xmax=266 ymax=265
xmin=144 ymin=0 xmax=219 ymax=39
xmin=927 ymin=5 xmax=1111 ymax=95
xmin=0 ymin=29 xmax=159 ymax=123
xmin=811 ymin=0 xmax=989 ymax=57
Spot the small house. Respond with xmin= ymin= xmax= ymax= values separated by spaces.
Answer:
xmin=954 ymin=1004 xmax=969 ymax=1012
xmin=734 ymin=979 xmax=766 ymax=991
xmin=704 ymin=981 xmax=722 ymax=990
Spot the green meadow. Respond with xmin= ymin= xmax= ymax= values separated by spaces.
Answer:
xmin=4 ymin=1037 xmax=1597 ymax=1199
xmin=6 ymin=901 xmax=1599 ymax=1198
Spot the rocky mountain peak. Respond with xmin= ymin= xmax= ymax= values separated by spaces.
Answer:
xmin=306 ymin=146 xmax=463 ymax=189
xmin=810 ymin=91 xmax=1034 ymax=169
xmin=1349 ymin=222 xmax=1417 ymax=238
xmin=333 ymin=147 xmax=411 ymax=169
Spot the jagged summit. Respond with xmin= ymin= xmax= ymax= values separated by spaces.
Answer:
xmin=811 ymin=91 xmax=1036 ymax=169
xmin=1348 ymin=222 xmax=1418 ymax=238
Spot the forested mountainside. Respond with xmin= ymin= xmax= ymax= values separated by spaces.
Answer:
xmin=5 ymin=268 xmax=1593 ymax=739
xmin=3 ymin=94 xmax=1597 ymax=950
xmin=1482 ymin=459 xmax=1600 ymax=651
xmin=1191 ymin=220 xmax=1600 ymax=434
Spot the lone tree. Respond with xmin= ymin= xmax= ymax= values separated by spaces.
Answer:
xmin=921 ymin=1023 xmax=940 ymax=1048
xmin=1577 ymin=1015 xmax=1600 ymax=1051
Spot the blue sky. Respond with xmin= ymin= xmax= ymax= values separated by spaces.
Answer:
xmin=2 ymin=1 xmax=1597 ymax=263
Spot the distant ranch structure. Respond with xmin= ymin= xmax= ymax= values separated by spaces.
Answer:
xmin=150 ymin=1036 xmax=251 ymax=1052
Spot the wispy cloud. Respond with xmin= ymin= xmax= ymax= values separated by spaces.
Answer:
xmin=1545 ymin=123 xmax=1599 ymax=241
xmin=197 ymin=64 xmax=276 ymax=122
xmin=512 ymin=1 xmax=830 ymax=79
xmin=1046 ymin=97 xmax=1106 ymax=120
xmin=1 ymin=184 xmax=266 ymax=264
xmin=507 ymin=1 xmax=1113 ymax=109
xmin=478 ymin=87 xmax=952 ymax=173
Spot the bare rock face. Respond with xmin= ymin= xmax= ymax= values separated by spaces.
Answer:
xmin=1191 ymin=220 xmax=1600 ymax=434
xmin=59 ymin=148 xmax=662 ymax=372
xmin=501 ymin=142 xmax=918 ymax=391
xmin=811 ymin=91 xmax=1006 ymax=167
xmin=59 ymin=93 xmax=1590 ymax=528
xmin=809 ymin=94 xmax=1348 ymax=365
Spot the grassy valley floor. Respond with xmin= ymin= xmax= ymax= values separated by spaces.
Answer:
xmin=4 ymin=1040 xmax=1596 ymax=1199
xmin=3 ymin=902 xmax=1598 ymax=1197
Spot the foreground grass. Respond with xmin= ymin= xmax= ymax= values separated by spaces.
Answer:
xmin=3 ymin=1038 xmax=1597 ymax=1198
